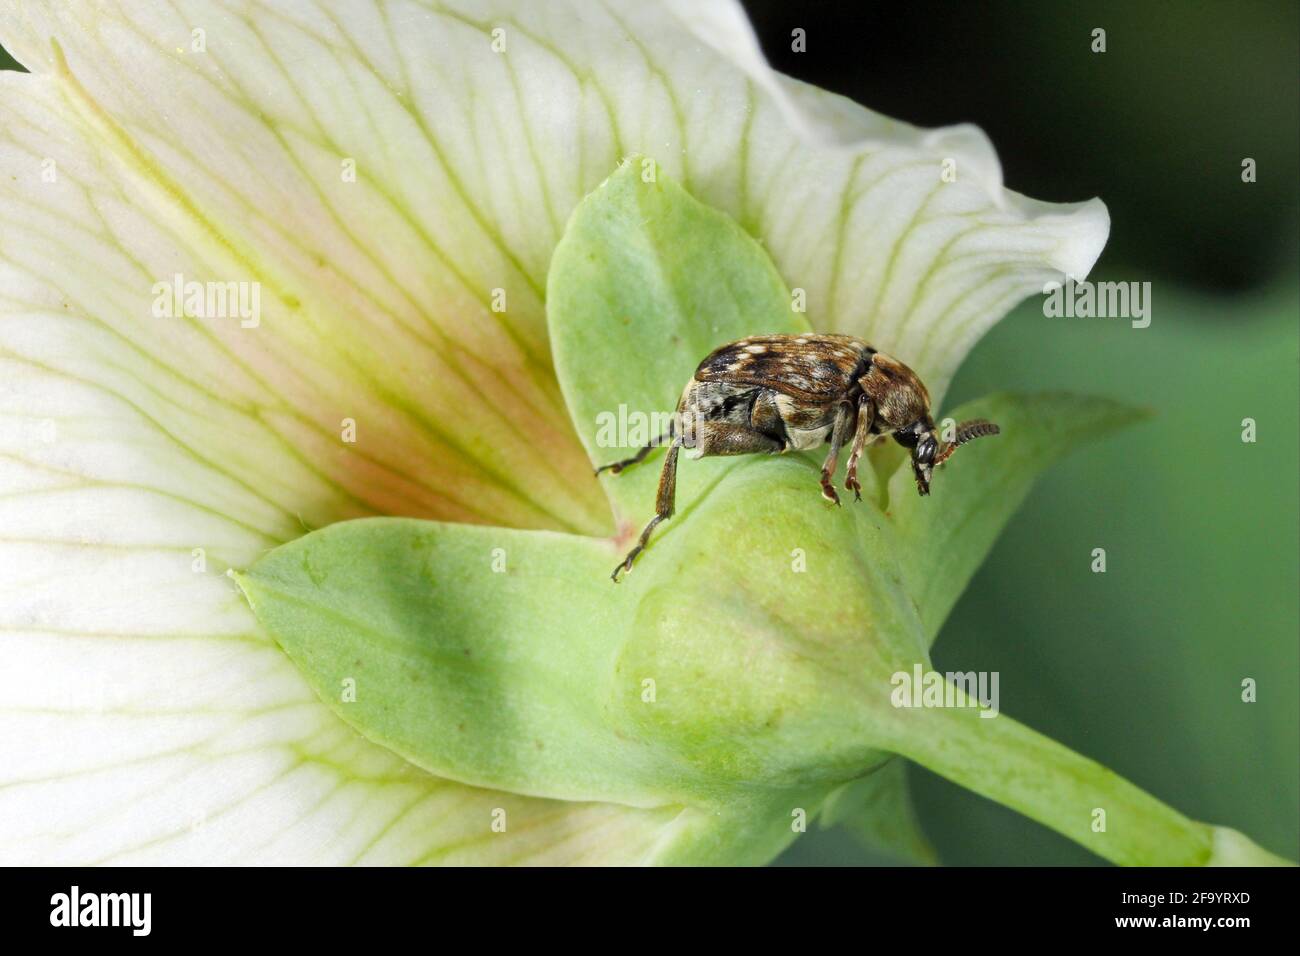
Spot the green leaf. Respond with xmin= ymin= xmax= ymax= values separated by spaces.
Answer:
xmin=233 ymin=514 xmax=848 ymax=865
xmin=887 ymin=392 xmax=1150 ymax=642
xmin=231 ymin=507 xmax=842 ymax=867
xmin=821 ymin=758 xmax=937 ymax=865
xmin=548 ymin=157 xmax=812 ymax=524
xmin=234 ymin=518 xmax=702 ymax=807
xmin=231 ymin=478 xmax=904 ymax=802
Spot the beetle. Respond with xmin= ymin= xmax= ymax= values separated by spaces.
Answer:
xmin=598 ymin=333 xmax=999 ymax=581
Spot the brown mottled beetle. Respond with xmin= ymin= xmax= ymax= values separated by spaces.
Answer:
xmin=599 ymin=333 xmax=999 ymax=581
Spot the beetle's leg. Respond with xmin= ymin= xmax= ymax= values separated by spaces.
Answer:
xmin=594 ymin=421 xmax=675 ymax=476
xmin=844 ymin=395 xmax=876 ymax=502
xmin=611 ymin=423 xmax=782 ymax=581
xmin=612 ymin=439 xmax=682 ymax=581
xmin=819 ymin=403 xmax=855 ymax=506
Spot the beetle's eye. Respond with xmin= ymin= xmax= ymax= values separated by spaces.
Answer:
xmin=916 ymin=436 xmax=937 ymax=464
xmin=894 ymin=424 xmax=920 ymax=449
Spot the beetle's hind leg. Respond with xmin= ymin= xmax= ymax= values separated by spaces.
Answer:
xmin=595 ymin=421 xmax=675 ymax=476
xmin=612 ymin=439 xmax=682 ymax=580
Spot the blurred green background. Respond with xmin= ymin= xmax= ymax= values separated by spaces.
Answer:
xmin=782 ymin=284 xmax=1299 ymax=866
xmin=745 ymin=0 xmax=1300 ymax=864
xmin=4 ymin=0 xmax=1295 ymax=865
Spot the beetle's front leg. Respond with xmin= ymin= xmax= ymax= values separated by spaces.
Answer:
xmin=612 ymin=439 xmax=682 ymax=581
xmin=612 ymin=423 xmax=782 ymax=580
xmin=819 ymin=403 xmax=855 ymax=507
xmin=844 ymin=395 xmax=876 ymax=502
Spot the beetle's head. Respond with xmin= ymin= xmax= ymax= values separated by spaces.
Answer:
xmin=896 ymin=418 xmax=1001 ymax=495
xmin=861 ymin=353 xmax=999 ymax=494
xmin=893 ymin=417 xmax=938 ymax=494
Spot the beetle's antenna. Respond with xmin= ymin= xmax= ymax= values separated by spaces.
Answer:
xmin=933 ymin=419 xmax=1000 ymax=466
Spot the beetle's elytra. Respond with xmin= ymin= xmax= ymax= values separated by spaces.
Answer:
xmin=598 ymin=333 xmax=999 ymax=581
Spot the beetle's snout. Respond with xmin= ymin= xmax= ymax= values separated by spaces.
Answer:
xmin=913 ymin=432 xmax=937 ymax=495
xmin=913 ymin=458 xmax=933 ymax=496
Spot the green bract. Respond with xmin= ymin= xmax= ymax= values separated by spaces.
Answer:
xmin=237 ymin=162 xmax=1288 ymax=865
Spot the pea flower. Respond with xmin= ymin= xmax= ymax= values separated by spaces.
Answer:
xmin=0 ymin=0 xmax=1286 ymax=865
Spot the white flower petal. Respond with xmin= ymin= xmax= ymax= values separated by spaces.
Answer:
xmin=0 ymin=0 xmax=1107 ymax=863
